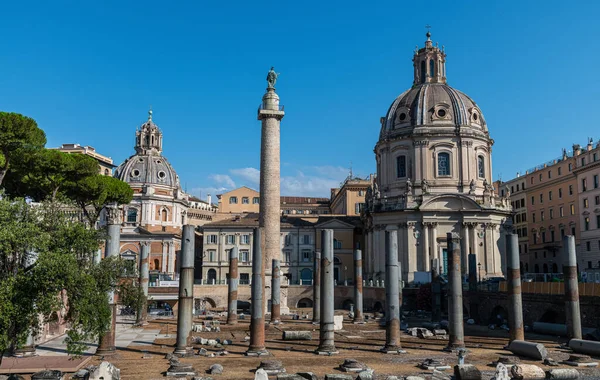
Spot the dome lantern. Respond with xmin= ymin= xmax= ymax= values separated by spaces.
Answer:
xmin=412 ymin=30 xmax=446 ymax=86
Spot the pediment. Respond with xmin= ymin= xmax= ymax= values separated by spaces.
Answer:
xmin=420 ymin=194 xmax=482 ymax=212
xmin=315 ymin=218 xmax=356 ymax=229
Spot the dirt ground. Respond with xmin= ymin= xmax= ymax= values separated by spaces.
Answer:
xmin=77 ymin=310 xmax=600 ymax=380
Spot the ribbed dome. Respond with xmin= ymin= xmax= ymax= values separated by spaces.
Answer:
xmin=114 ymin=154 xmax=180 ymax=188
xmin=380 ymin=83 xmax=487 ymax=138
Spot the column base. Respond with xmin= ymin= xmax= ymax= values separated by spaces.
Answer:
xmin=245 ymin=348 xmax=270 ymax=357
xmin=173 ymin=347 xmax=195 ymax=357
xmin=270 ymin=320 xmax=282 ymax=325
xmin=381 ymin=346 xmax=406 ymax=354
xmin=443 ymin=343 xmax=465 ymax=352
xmin=353 ymin=319 xmax=366 ymax=324
xmin=95 ymin=347 xmax=117 ymax=356
xmin=315 ymin=346 xmax=338 ymax=355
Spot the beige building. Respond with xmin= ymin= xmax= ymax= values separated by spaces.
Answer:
xmin=495 ymin=177 xmax=529 ymax=271
xmin=330 ymin=175 xmax=370 ymax=216
xmin=216 ymin=186 xmax=330 ymax=215
xmin=363 ymin=32 xmax=512 ymax=283
xmin=200 ymin=214 xmax=363 ymax=286
xmin=573 ymin=139 xmax=600 ymax=273
xmin=54 ymin=143 xmax=115 ymax=175
xmin=187 ymin=195 xmax=218 ymax=227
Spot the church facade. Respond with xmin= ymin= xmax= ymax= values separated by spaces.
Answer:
xmin=363 ymin=32 xmax=512 ymax=283
xmin=111 ymin=111 xmax=191 ymax=279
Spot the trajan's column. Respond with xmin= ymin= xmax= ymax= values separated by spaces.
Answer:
xmin=258 ymin=67 xmax=289 ymax=315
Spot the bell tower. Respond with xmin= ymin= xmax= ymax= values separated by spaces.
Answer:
xmin=135 ymin=109 xmax=163 ymax=155
xmin=412 ymin=29 xmax=447 ymax=86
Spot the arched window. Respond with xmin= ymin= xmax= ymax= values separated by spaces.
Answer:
xmin=153 ymin=259 xmax=160 ymax=270
xmin=478 ymin=155 xmax=485 ymax=178
xmin=437 ymin=152 xmax=451 ymax=176
xmin=145 ymin=135 xmax=150 ymax=146
xmin=151 ymin=135 xmax=155 ymax=145
xmin=534 ymin=264 xmax=539 ymax=273
xmin=420 ymin=60 xmax=426 ymax=83
xmin=429 ymin=59 xmax=435 ymax=78
xmin=127 ymin=208 xmax=138 ymax=223
xmin=207 ymin=269 xmax=217 ymax=283
xmin=104 ymin=168 xmax=109 ymax=175
xmin=161 ymin=208 xmax=168 ymax=222
xmin=396 ymin=155 xmax=406 ymax=178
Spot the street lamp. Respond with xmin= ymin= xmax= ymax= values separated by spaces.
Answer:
xmin=478 ymin=262 xmax=482 ymax=284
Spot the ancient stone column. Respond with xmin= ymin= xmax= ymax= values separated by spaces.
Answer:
xmin=431 ymin=258 xmax=442 ymax=322
xmin=353 ymin=249 xmax=364 ymax=323
xmin=383 ymin=229 xmax=402 ymax=352
xmin=271 ymin=259 xmax=281 ymax=324
xmin=227 ymin=247 xmax=239 ymax=325
xmin=258 ymin=78 xmax=285 ymax=314
xmin=136 ymin=242 xmax=150 ymax=326
xmin=506 ymin=233 xmax=524 ymax=342
xmin=316 ymin=229 xmax=337 ymax=355
xmin=247 ymin=227 xmax=268 ymax=356
xmin=174 ymin=225 xmax=195 ymax=356
xmin=446 ymin=232 xmax=465 ymax=350
xmin=312 ymin=250 xmax=321 ymax=324
xmin=97 ymin=204 xmax=121 ymax=356
xmin=563 ymin=235 xmax=582 ymax=340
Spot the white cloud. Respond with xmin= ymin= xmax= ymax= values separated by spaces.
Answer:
xmin=229 ymin=167 xmax=260 ymax=185
xmin=208 ymin=174 xmax=236 ymax=188
xmin=194 ymin=164 xmax=352 ymax=198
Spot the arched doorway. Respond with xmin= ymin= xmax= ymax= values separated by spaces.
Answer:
xmin=552 ymin=263 xmax=558 ymax=273
xmin=342 ymin=299 xmax=354 ymax=310
xmin=539 ymin=309 xmax=564 ymax=324
xmin=489 ymin=305 xmax=508 ymax=325
xmin=300 ymin=268 xmax=312 ymax=285
xmin=207 ymin=269 xmax=217 ymax=284
xmin=297 ymin=298 xmax=313 ymax=308
xmin=543 ymin=263 xmax=548 ymax=273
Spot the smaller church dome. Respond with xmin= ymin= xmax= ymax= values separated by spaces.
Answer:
xmin=115 ymin=154 xmax=180 ymax=188
xmin=114 ymin=110 xmax=181 ymax=189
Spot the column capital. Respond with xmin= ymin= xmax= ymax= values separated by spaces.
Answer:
xmin=105 ymin=204 xmax=122 ymax=225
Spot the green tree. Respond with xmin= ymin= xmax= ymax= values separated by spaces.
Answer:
xmin=68 ymin=175 xmax=134 ymax=225
xmin=0 ymin=197 xmax=124 ymax=365
xmin=0 ymin=112 xmax=46 ymax=186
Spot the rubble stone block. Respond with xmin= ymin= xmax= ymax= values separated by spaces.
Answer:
xmin=334 ymin=315 xmax=344 ymax=331
xmin=509 ymin=364 xmax=545 ymax=379
xmin=89 ymin=362 xmax=121 ymax=380
xmin=324 ymin=375 xmax=353 ymax=380
xmin=283 ymin=331 xmax=312 ymax=340
xmin=31 ymin=370 xmax=64 ymax=380
xmin=507 ymin=340 xmax=548 ymax=360
xmin=546 ymin=369 xmax=580 ymax=379
xmin=208 ymin=364 xmax=223 ymax=375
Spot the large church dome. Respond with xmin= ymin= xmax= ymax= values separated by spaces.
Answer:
xmin=114 ymin=111 xmax=181 ymax=190
xmin=379 ymin=32 xmax=488 ymax=140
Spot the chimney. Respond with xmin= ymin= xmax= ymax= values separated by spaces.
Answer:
xmin=207 ymin=193 xmax=212 ymax=205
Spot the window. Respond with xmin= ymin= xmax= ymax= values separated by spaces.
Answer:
xmin=242 ymin=197 xmax=249 ymax=204
xmin=127 ymin=208 xmax=138 ymax=223
xmin=569 ymin=185 xmax=573 ymax=195
xmin=585 ymin=217 xmax=590 ymax=231
xmin=551 ymin=230 xmax=555 ymax=242
xmin=516 ymin=184 xmax=520 ymax=191
xmin=420 ymin=60 xmax=426 ymax=83
xmin=521 ymin=199 xmax=525 ymax=208
xmin=571 ymin=226 xmax=576 ymax=236
xmin=548 ymin=170 xmax=552 ymax=179
xmin=253 ymin=197 xmax=260 ymax=204
xmin=541 ymin=211 xmax=545 ymax=221
xmin=596 ymin=196 xmax=600 ymax=205
xmin=283 ymin=250 xmax=291 ymax=263
xmin=229 ymin=196 xmax=238 ymax=204
xmin=570 ymin=204 xmax=575 ymax=215
xmin=597 ymin=215 xmax=600 ymax=228
xmin=241 ymin=250 xmax=250 ymax=262
xmin=396 ymin=155 xmax=407 ymax=178
xmin=226 ymin=235 xmax=236 ymax=244
xmin=561 ymin=229 xmax=565 ymax=238
xmin=533 ymin=234 xmax=537 ymax=244
xmin=207 ymin=234 xmax=217 ymax=244
xmin=333 ymin=239 xmax=342 ymax=249
xmin=582 ymin=179 xmax=587 ymax=192
xmin=208 ymin=250 xmax=216 ymax=262
xmin=161 ymin=208 xmax=168 ymax=222
xmin=549 ymin=191 xmax=553 ymax=201
xmin=549 ymin=209 xmax=554 ymax=219
xmin=240 ymin=273 xmax=250 ymax=285
xmin=358 ymin=190 xmax=365 ymax=196
xmin=302 ymin=235 xmax=310 ymax=244
xmin=539 ymin=173 xmax=542 ymax=182
xmin=584 ymin=198 xmax=589 ymax=208
xmin=531 ymin=177 xmax=534 ymax=185
xmin=558 ymin=167 xmax=562 ymax=175
xmin=522 ymin=212 xmax=527 ymax=221
xmin=569 ymin=163 xmax=573 ymax=171
xmin=587 ymin=242 xmax=591 ymax=251
xmin=582 ymin=157 xmax=586 ymax=166
xmin=559 ymin=188 xmax=562 ymax=199
xmin=588 ymin=261 xmax=592 ymax=269
xmin=355 ymin=202 xmax=365 ymax=214
xmin=531 ymin=196 xmax=535 ymax=205
xmin=540 ymin=193 xmax=543 ymax=203
xmin=594 ymin=175 xmax=599 ymax=189
xmin=284 ymin=235 xmax=291 ymax=246
xmin=302 ymin=250 xmax=312 ymax=262
xmin=429 ymin=59 xmax=435 ymax=78
xmin=532 ymin=213 xmax=536 ymax=223
xmin=437 ymin=152 xmax=450 ymax=176
xmin=559 ymin=206 xmax=564 ymax=217
xmin=594 ymin=153 xmax=598 ymax=162
xmin=241 ymin=235 xmax=250 ymax=245
xmin=478 ymin=156 xmax=485 ymax=178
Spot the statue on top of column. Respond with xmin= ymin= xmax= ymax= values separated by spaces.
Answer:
xmin=267 ymin=67 xmax=279 ymax=89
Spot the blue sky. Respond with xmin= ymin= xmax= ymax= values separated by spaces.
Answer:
xmin=1 ymin=1 xmax=599 ymax=199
